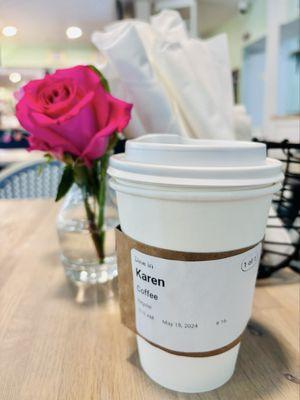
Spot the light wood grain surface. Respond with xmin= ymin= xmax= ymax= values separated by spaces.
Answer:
xmin=0 ymin=200 xmax=299 ymax=400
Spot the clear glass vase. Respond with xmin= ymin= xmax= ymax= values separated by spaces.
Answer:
xmin=56 ymin=183 xmax=119 ymax=284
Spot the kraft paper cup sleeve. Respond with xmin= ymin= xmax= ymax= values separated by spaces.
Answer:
xmin=115 ymin=226 xmax=260 ymax=356
xmin=115 ymin=227 xmax=136 ymax=333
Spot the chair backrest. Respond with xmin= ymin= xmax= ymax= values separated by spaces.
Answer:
xmin=0 ymin=160 xmax=63 ymax=199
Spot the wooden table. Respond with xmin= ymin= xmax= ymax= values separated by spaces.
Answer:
xmin=0 ymin=200 xmax=299 ymax=400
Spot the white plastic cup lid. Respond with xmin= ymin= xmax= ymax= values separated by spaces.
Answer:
xmin=108 ymin=134 xmax=283 ymax=187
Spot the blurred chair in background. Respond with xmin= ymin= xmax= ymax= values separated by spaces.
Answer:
xmin=0 ymin=160 xmax=63 ymax=199
xmin=257 ymin=140 xmax=300 ymax=278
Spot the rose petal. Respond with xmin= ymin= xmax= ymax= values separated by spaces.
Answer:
xmin=15 ymin=65 xmax=133 ymax=166
xmin=54 ymin=65 xmax=100 ymax=91
xmin=22 ymin=79 xmax=46 ymax=112
xmin=38 ymin=78 xmax=78 ymax=118
xmin=29 ymin=92 xmax=97 ymax=151
xmin=81 ymin=120 xmax=117 ymax=162
xmin=92 ymin=85 xmax=110 ymax=129
xmin=106 ymin=93 xmax=133 ymax=132
xmin=31 ymin=91 xmax=94 ymax=126
xmin=16 ymin=98 xmax=81 ymax=156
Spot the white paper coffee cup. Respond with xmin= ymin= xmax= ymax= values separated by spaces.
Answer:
xmin=108 ymin=134 xmax=282 ymax=393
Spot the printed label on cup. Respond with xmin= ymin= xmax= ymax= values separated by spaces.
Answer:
xmin=131 ymin=244 xmax=261 ymax=353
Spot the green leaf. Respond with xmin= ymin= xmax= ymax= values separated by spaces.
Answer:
xmin=55 ymin=165 xmax=74 ymax=202
xmin=73 ymin=165 xmax=89 ymax=187
xmin=107 ymin=132 xmax=119 ymax=152
xmin=44 ymin=153 xmax=54 ymax=163
xmin=62 ymin=152 xmax=74 ymax=166
xmin=88 ymin=65 xmax=110 ymax=93
xmin=37 ymin=164 xmax=44 ymax=176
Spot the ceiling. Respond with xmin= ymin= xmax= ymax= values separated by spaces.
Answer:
xmin=0 ymin=0 xmax=238 ymax=47
xmin=0 ymin=0 xmax=117 ymax=47
xmin=198 ymin=0 xmax=238 ymax=36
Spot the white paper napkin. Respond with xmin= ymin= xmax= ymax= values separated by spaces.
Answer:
xmin=92 ymin=10 xmax=235 ymax=140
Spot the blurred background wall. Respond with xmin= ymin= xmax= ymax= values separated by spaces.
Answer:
xmin=0 ymin=0 xmax=299 ymax=144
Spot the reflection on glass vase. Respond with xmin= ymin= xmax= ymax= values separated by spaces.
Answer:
xmin=56 ymin=183 xmax=119 ymax=284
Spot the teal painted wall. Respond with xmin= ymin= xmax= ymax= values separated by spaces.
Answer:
xmin=208 ymin=0 xmax=299 ymax=70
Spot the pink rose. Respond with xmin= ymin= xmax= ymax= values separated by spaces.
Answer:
xmin=16 ymin=65 xmax=132 ymax=165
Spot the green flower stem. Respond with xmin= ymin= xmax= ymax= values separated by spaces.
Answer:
xmin=83 ymin=190 xmax=104 ymax=263
xmin=97 ymin=153 xmax=110 ymax=262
